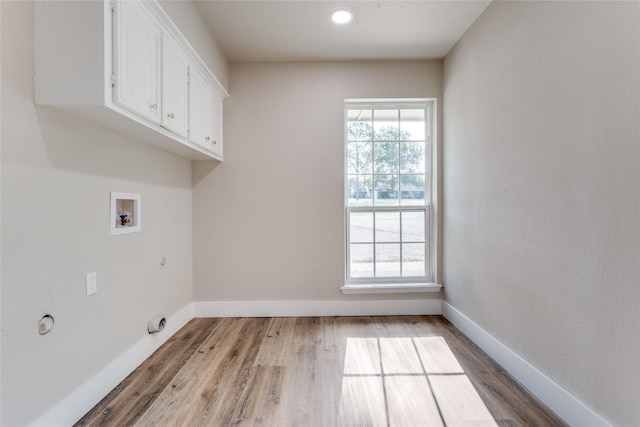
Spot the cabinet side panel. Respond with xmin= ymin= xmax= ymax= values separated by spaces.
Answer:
xmin=34 ymin=1 xmax=106 ymax=106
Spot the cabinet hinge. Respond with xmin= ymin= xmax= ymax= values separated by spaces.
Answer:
xmin=110 ymin=74 xmax=116 ymax=87
xmin=110 ymin=0 xmax=115 ymax=11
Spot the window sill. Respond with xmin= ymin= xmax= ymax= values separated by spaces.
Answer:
xmin=341 ymin=282 xmax=442 ymax=295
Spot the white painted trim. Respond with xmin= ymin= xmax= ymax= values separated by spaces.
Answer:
xmin=341 ymin=282 xmax=442 ymax=294
xmin=30 ymin=303 xmax=195 ymax=427
xmin=441 ymin=302 xmax=612 ymax=427
xmin=194 ymin=299 xmax=442 ymax=318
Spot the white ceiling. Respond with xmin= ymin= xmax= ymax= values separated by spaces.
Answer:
xmin=193 ymin=1 xmax=492 ymax=62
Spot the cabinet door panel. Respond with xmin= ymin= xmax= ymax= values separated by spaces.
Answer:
xmin=209 ymin=94 xmax=223 ymax=158
xmin=161 ymin=35 xmax=188 ymax=137
xmin=114 ymin=1 xmax=161 ymax=124
xmin=188 ymin=68 xmax=212 ymax=149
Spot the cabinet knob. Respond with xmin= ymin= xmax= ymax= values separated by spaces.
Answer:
xmin=167 ymin=112 xmax=174 ymax=119
xmin=213 ymin=140 xmax=217 ymax=145
xmin=150 ymin=103 xmax=158 ymax=110
xmin=205 ymin=136 xmax=211 ymax=141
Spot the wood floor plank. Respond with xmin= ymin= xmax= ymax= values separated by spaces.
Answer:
xmin=253 ymin=317 xmax=296 ymax=367
xmin=344 ymin=337 xmax=381 ymax=375
xmin=386 ymin=375 xmax=443 ymax=427
xmin=373 ymin=315 xmax=435 ymax=338
xmin=129 ymin=317 xmax=238 ymax=426
xmin=74 ymin=318 xmax=219 ymax=427
xmin=337 ymin=375 xmax=387 ymax=427
xmin=380 ymin=337 xmax=423 ymax=374
xmin=429 ymin=373 xmax=500 ymax=427
xmin=76 ymin=316 xmax=568 ymax=427
xmin=230 ymin=366 xmax=285 ymax=426
xmin=414 ymin=335 xmax=465 ymax=374
xmin=134 ymin=317 xmax=269 ymax=426
xmin=319 ymin=316 xmax=378 ymax=360
xmin=273 ymin=317 xmax=322 ymax=426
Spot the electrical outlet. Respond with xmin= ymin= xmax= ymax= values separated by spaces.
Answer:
xmin=86 ymin=272 xmax=97 ymax=296
xmin=160 ymin=256 xmax=167 ymax=269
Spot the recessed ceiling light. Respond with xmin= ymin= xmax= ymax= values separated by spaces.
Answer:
xmin=331 ymin=9 xmax=353 ymax=25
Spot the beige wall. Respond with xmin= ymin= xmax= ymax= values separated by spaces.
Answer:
xmin=0 ymin=2 xmax=202 ymax=425
xmin=443 ymin=1 xmax=640 ymax=425
xmin=193 ymin=61 xmax=442 ymax=301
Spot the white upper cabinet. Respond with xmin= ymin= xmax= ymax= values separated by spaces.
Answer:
xmin=34 ymin=0 xmax=228 ymax=161
xmin=113 ymin=0 xmax=162 ymax=124
xmin=161 ymin=34 xmax=188 ymax=138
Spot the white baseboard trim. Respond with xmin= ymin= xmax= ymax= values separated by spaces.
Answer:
xmin=194 ymin=298 xmax=442 ymax=318
xmin=30 ymin=303 xmax=195 ymax=427
xmin=441 ymin=301 xmax=611 ymax=427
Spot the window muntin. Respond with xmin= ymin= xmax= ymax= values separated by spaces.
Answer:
xmin=346 ymin=101 xmax=431 ymax=282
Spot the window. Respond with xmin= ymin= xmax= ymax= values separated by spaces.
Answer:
xmin=345 ymin=100 xmax=434 ymax=286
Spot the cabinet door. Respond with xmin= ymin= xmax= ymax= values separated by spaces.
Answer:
xmin=188 ymin=68 xmax=213 ymax=149
xmin=209 ymin=94 xmax=223 ymax=158
xmin=161 ymin=35 xmax=188 ymax=138
xmin=113 ymin=0 xmax=161 ymax=124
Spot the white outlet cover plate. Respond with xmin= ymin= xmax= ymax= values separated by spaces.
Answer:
xmin=86 ymin=272 xmax=97 ymax=296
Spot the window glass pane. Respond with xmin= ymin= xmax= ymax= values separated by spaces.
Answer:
xmin=347 ymin=141 xmax=372 ymax=174
xmin=402 ymin=243 xmax=426 ymax=276
xmin=348 ymin=175 xmax=373 ymax=206
xmin=400 ymin=109 xmax=425 ymax=141
xmin=350 ymin=212 xmax=373 ymax=243
xmin=350 ymin=244 xmax=373 ymax=277
xmin=400 ymin=141 xmax=425 ymax=174
xmin=375 ymin=211 xmax=400 ymax=243
xmin=347 ymin=109 xmax=373 ymax=122
xmin=347 ymin=110 xmax=373 ymax=141
xmin=400 ymin=175 xmax=425 ymax=206
xmin=374 ymin=110 xmax=399 ymax=141
xmin=374 ymin=175 xmax=399 ymax=206
xmin=374 ymin=142 xmax=399 ymax=174
xmin=375 ymin=243 xmax=400 ymax=277
xmin=402 ymin=211 xmax=425 ymax=242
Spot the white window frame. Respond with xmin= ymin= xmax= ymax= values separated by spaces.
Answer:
xmin=342 ymin=99 xmax=440 ymax=294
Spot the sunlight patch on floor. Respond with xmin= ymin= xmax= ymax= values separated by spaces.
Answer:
xmin=338 ymin=336 xmax=498 ymax=427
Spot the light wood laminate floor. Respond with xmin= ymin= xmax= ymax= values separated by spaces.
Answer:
xmin=76 ymin=316 xmax=566 ymax=426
